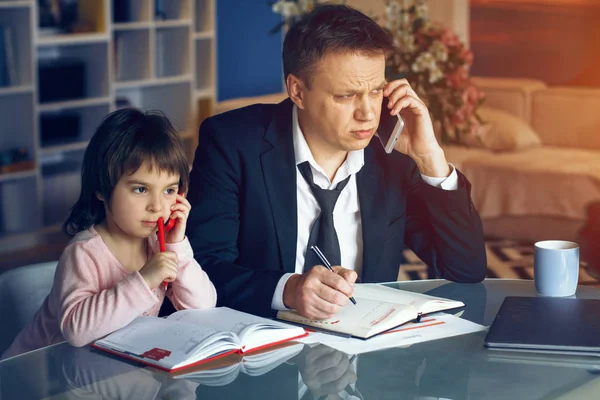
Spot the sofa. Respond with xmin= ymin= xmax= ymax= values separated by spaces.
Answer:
xmin=443 ymin=77 xmax=600 ymax=243
xmin=211 ymin=77 xmax=600 ymax=244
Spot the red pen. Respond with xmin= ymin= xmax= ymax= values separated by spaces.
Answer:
xmin=157 ymin=217 xmax=168 ymax=290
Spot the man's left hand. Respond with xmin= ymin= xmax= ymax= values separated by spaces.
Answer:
xmin=384 ymin=79 xmax=450 ymax=177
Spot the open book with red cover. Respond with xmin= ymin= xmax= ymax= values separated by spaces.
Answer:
xmin=173 ymin=342 xmax=305 ymax=386
xmin=92 ymin=307 xmax=307 ymax=373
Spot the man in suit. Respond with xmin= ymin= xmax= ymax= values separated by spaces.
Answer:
xmin=187 ymin=4 xmax=486 ymax=319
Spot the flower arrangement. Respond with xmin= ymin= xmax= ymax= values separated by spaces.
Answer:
xmin=384 ymin=0 xmax=485 ymax=144
xmin=268 ymin=0 xmax=346 ymax=34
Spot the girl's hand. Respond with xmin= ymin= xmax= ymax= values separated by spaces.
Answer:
xmin=139 ymin=251 xmax=178 ymax=289
xmin=165 ymin=193 xmax=191 ymax=243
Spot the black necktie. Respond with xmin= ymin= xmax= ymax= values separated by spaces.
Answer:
xmin=298 ymin=161 xmax=351 ymax=270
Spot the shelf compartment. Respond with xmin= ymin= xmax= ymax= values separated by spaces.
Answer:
xmin=0 ymin=176 xmax=40 ymax=235
xmin=0 ymin=92 xmax=35 ymax=161
xmin=39 ymin=103 xmax=110 ymax=150
xmin=114 ymin=29 xmax=151 ymax=82
xmin=154 ymin=26 xmax=191 ymax=78
xmin=195 ymin=37 xmax=213 ymax=91
xmin=155 ymin=0 xmax=192 ymax=21
xmin=0 ymin=6 xmax=33 ymax=87
xmin=41 ymin=149 xmax=84 ymax=228
xmin=37 ymin=42 xmax=110 ymax=102
xmin=112 ymin=0 xmax=152 ymax=24
xmin=194 ymin=0 xmax=213 ymax=34
xmin=116 ymin=81 xmax=192 ymax=132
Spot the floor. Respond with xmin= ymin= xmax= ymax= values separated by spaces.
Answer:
xmin=399 ymin=238 xmax=600 ymax=287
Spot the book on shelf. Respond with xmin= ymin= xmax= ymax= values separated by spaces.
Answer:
xmin=173 ymin=342 xmax=304 ymax=386
xmin=155 ymin=29 xmax=165 ymax=77
xmin=0 ymin=27 xmax=5 ymax=87
xmin=91 ymin=307 xmax=308 ymax=373
xmin=113 ymin=34 xmax=122 ymax=81
xmin=3 ymin=27 xmax=16 ymax=86
xmin=0 ymin=25 xmax=17 ymax=87
xmin=277 ymin=283 xmax=465 ymax=339
xmin=112 ymin=0 xmax=132 ymax=23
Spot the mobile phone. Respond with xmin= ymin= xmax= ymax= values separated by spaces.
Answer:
xmin=377 ymin=97 xmax=405 ymax=154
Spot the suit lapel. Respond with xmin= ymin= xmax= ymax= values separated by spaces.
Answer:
xmin=260 ymin=99 xmax=298 ymax=273
xmin=357 ymin=143 xmax=388 ymax=283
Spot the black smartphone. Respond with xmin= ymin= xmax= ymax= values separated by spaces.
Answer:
xmin=377 ymin=97 xmax=405 ymax=154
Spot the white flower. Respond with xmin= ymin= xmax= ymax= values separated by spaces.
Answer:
xmin=415 ymin=3 xmax=429 ymax=19
xmin=429 ymin=66 xmax=443 ymax=83
xmin=429 ymin=41 xmax=448 ymax=62
xmin=272 ymin=1 xmax=301 ymax=19
xmin=386 ymin=1 xmax=401 ymax=19
xmin=412 ymin=52 xmax=435 ymax=72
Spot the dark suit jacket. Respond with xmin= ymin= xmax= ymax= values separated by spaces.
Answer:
xmin=187 ymin=99 xmax=486 ymax=317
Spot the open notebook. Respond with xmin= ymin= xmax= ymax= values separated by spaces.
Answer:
xmin=92 ymin=307 xmax=307 ymax=372
xmin=173 ymin=342 xmax=304 ymax=386
xmin=277 ymin=283 xmax=465 ymax=339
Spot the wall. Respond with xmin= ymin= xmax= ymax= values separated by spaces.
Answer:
xmin=470 ymin=1 xmax=600 ymax=86
xmin=216 ymin=0 xmax=284 ymax=101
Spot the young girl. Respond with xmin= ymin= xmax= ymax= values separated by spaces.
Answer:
xmin=2 ymin=109 xmax=216 ymax=358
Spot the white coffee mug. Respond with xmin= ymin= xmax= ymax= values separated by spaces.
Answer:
xmin=534 ymin=240 xmax=579 ymax=297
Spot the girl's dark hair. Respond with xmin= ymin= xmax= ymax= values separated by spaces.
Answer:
xmin=283 ymin=4 xmax=394 ymax=88
xmin=63 ymin=108 xmax=190 ymax=236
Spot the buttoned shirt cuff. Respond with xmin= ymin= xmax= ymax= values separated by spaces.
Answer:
xmin=271 ymin=272 xmax=296 ymax=311
xmin=420 ymin=163 xmax=458 ymax=191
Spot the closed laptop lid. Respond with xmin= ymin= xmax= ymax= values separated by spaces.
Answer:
xmin=484 ymin=296 xmax=600 ymax=353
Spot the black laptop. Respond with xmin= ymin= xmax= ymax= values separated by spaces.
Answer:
xmin=484 ymin=296 xmax=600 ymax=356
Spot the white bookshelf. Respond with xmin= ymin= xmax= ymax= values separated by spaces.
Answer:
xmin=0 ymin=0 xmax=216 ymax=251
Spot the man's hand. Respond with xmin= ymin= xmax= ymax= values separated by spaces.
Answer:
xmin=283 ymin=265 xmax=357 ymax=319
xmin=295 ymin=345 xmax=357 ymax=398
xmin=384 ymin=79 xmax=450 ymax=178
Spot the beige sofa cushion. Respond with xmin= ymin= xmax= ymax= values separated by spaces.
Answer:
xmin=531 ymin=87 xmax=600 ymax=150
xmin=472 ymin=107 xmax=542 ymax=152
xmin=472 ymin=77 xmax=546 ymax=122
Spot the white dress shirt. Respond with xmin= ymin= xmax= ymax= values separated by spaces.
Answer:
xmin=271 ymin=106 xmax=458 ymax=310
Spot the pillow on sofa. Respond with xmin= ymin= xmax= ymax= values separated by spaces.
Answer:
xmin=465 ymin=107 xmax=543 ymax=152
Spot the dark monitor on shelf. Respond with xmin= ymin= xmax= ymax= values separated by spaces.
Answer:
xmin=40 ymin=112 xmax=81 ymax=147
xmin=38 ymin=59 xmax=86 ymax=103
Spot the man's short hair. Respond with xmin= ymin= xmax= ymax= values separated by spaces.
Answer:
xmin=282 ymin=4 xmax=394 ymax=88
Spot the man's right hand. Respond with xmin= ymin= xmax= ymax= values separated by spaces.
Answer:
xmin=282 ymin=265 xmax=357 ymax=319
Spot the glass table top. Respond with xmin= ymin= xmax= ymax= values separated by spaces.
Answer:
xmin=2 ymin=279 xmax=600 ymax=400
